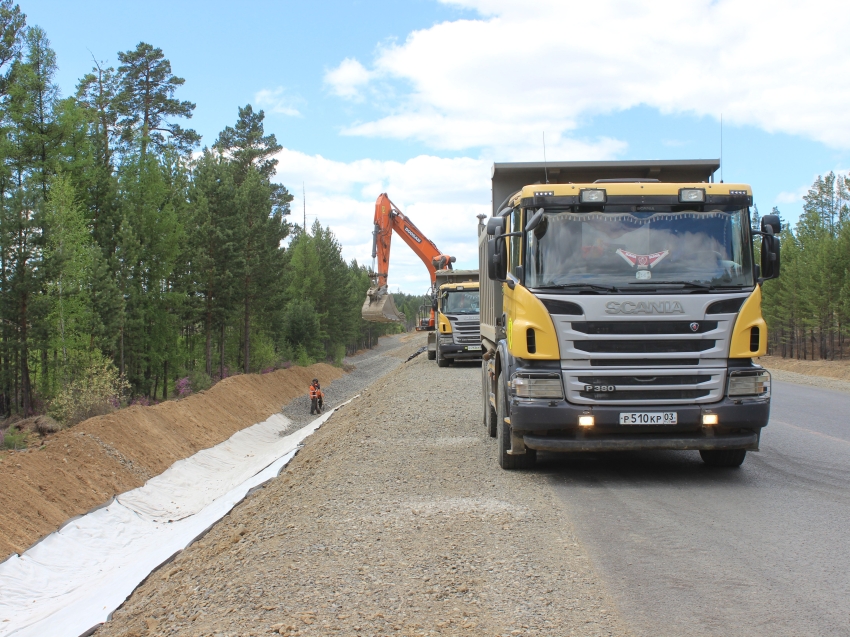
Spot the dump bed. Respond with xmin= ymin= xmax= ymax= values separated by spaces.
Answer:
xmin=435 ymin=269 xmax=478 ymax=287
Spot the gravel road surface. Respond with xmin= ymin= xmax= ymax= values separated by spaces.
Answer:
xmin=544 ymin=379 xmax=850 ymax=637
xmin=281 ymin=334 xmax=408 ymax=431
xmin=97 ymin=335 xmax=628 ymax=637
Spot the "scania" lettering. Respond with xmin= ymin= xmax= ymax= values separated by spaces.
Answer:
xmin=605 ymin=301 xmax=685 ymax=315
xmin=403 ymin=226 xmax=422 ymax=243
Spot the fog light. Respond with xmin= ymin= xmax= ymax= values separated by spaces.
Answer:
xmin=579 ymin=415 xmax=595 ymax=427
xmin=702 ymin=414 xmax=719 ymax=426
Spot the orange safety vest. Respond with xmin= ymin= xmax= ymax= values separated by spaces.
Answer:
xmin=309 ymin=384 xmax=323 ymax=399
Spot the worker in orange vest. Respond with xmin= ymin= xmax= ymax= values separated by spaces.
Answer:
xmin=309 ymin=379 xmax=324 ymax=415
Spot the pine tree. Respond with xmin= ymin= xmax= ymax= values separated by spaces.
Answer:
xmin=115 ymin=42 xmax=199 ymax=158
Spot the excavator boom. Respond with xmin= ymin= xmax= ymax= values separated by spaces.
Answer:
xmin=362 ymin=193 xmax=455 ymax=323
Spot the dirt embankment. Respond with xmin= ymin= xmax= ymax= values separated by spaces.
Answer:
xmin=758 ymin=355 xmax=850 ymax=381
xmin=0 ymin=364 xmax=343 ymax=560
xmin=98 ymin=338 xmax=629 ymax=637
xmin=758 ymin=356 xmax=850 ymax=393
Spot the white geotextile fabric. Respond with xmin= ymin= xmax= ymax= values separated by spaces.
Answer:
xmin=117 ymin=413 xmax=294 ymax=522
xmin=0 ymin=402 xmax=348 ymax=637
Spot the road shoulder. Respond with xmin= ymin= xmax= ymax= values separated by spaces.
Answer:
xmin=98 ymin=338 xmax=630 ymax=637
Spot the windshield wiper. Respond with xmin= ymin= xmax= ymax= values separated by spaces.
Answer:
xmin=534 ymin=283 xmax=619 ymax=293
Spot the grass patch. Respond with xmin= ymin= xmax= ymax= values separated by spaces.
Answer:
xmin=1 ymin=427 xmax=27 ymax=450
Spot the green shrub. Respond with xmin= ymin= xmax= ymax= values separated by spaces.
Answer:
xmin=48 ymin=353 xmax=129 ymax=425
xmin=294 ymin=344 xmax=312 ymax=367
xmin=188 ymin=368 xmax=212 ymax=392
xmin=331 ymin=343 xmax=346 ymax=366
xmin=283 ymin=300 xmax=326 ymax=360
xmin=249 ymin=330 xmax=278 ymax=372
xmin=1 ymin=427 xmax=27 ymax=450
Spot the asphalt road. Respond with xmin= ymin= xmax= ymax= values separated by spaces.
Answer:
xmin=543 ymin=380 xmax=850 ymax=637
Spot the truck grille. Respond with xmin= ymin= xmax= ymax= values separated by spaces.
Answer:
xmin=575 ymin=340 xmax=716 ymax=354
xmin=580 ymin=389 xmax=711 ymax=401
xmin=452 ymin=320 xmax=480 ymax=345
xmin=571 ymin=321 xmax=718 ymax=335
xmin=589 ymin=358 xmax=700 ymax=367
xmin=578 ymin=375 xmax=711 ymax=386
xmin=547 ymin=294 xmax=745 ymax=405
xmin=564 ymin=369 xmax=724 ymax=405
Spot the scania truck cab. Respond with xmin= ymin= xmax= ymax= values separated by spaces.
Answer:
xmin=478 ymin=160 xmax=780 ymax=469
xmin=429 ymin=269 xmax=481 ymax=366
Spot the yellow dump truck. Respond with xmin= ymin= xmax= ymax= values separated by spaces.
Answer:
xmin=431 ymin=269 xmax=481 ymax=367
xmin=479 ymin=160 xmax=780 ymax=469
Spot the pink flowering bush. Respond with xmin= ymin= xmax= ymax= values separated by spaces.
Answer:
xmin=175 ymin=377 xmax=192 ymax=397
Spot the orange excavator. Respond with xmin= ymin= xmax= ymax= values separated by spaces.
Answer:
xmin=361 ymin=193 xmax=455 ymax=325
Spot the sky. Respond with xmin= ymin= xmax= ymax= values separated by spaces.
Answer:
xmin=27 ymin=0 xmax=850 ymax=294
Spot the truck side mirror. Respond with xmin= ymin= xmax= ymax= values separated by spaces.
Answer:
xmin=525 ymin=208 xmax=544 ymax=232
xmin=760 ymin=234 xmax=780 ymax=280
xmin=761 ymin=214 xmax=781 ymax=235
xmin=486 ymin=216 xmax=507 ymax=236
xmin=487 ymin=235 xmax=508 ymax=281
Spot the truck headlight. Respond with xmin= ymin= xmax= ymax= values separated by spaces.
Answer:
xmin=512 ymin=374 xmax=564 ymax=399
xmin=439 ymin=335 xmax=453 ymax=344
xmin=727 ymin=370 xmax=770 ymax=398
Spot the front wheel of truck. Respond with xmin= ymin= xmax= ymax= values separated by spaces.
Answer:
xmin=497 ymin=372 xmax=536 ymax=470
xmin=699 ymin=449 xmax=747 ymax=467
xmin=436 ymin=344 xmax=450 ymax=367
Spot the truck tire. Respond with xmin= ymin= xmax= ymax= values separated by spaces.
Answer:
xmin=699 ymin=449 xmax=747 ymax=467
xmin=496 ymin=372 xmax=536 ymax=470
xmin=482 ymin=362 xmax=496 ymax=438
xmin=436 ymin=344 xmax=450 ymax=367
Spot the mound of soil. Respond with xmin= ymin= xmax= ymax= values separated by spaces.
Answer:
xmin=0 ymin=364 xmax=343 ymax=560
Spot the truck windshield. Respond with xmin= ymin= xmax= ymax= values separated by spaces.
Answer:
xmin=525 ymin=209 xmax=754 ymax=289
xmin=442 ymin=290 xmax=479 ymax=314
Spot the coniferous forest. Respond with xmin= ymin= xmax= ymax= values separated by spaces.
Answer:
xmin=0 ymin=4 xmax=409 ymax=423
xmin=760 ymin=172 xmax=850 ymax=360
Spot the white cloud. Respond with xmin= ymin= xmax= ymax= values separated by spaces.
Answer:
xmin=328 ymin=0 xmax=850 ymax=152
xmin=775 ymin=185 xmax=809 ymax=206
xmin=324 ymin=58 xmax=374 ymax=100
xmin=254 ymin=87 xmax=303 ymax=117
xmin=274 ymin=149 xmax=491 ymax=293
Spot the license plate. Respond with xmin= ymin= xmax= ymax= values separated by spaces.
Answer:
xmin=619 ymin=412 xmax=677 ymax=425
xmin=466 ymin=345 xmax=482 ymax=351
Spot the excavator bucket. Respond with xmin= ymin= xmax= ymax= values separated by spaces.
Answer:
xmin=361 ymin=285 xmax=406 ymax=323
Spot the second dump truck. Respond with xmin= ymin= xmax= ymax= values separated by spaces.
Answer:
xmin=431 ymin=269 xmax=481 ymax=366
xmin=479 ymin=160 xmax=780 ymax=469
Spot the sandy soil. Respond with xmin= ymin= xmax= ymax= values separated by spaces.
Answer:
xmin=0 ymin=363 xmax=343 ymax=560
xmin=97 ymin=337 xmax=629 ymax=637
xmin=758 ymin=355 xmax=850 ymax=381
